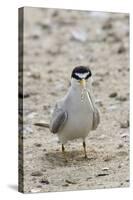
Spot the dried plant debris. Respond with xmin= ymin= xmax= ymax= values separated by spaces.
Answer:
xmin=96 ymin=173 xmax=109 ymax=177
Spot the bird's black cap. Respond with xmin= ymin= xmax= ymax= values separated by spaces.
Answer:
xmin=71 ymin=66 xmax=92 ymax=80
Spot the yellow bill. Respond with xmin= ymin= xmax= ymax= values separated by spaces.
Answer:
xmin=80 ymin=79 xmax=86 ymax=88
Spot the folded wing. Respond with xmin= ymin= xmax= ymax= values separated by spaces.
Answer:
xmin=87 ymin=91 xmax=100 ymax=130
xmin=50 ymin=103 xmax=68 ymax=134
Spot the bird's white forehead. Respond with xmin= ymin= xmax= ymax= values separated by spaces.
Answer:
xmin=75 ymin=72 xmax=90 ymax=79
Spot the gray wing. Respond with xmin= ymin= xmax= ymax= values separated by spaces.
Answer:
xmin=92 ymin=106 xmax=100 ymax=130
xmin=50 ymin=103 xmax=68 ymax=134
xmin=87 ymin=91 xmax=100 ymax=130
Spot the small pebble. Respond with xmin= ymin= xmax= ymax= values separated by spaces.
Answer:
xmin=102 ymin=167 xmax=109 ymax=171
xmin=86 ymin=177 xmax=92 ymax=180
xmin=92 ymin=81 xmax=99 ymax=86
xmin=117 ymin=46 xmax=126 ymax=54
xmin=43 ymin=149 xmax=47 ymax=152
xmin=23 ymin=127 xmax=33 ymax=135
xmin=30 ymin=188 xmax=41 ymax=193
xmin=102 ymin=22 xmax=112 ymax=30
xmin=118 ymin=164 xmax=122 ymax=168
xmin=31 ymin=73 xmax=40 ymax=79
xmin=116 ymin=96 xmax=127 ymax=102
xmin=109 ymin=92 xmax=117 ymax=98
xmin=62 ymin=184 xmax=69 ymax=187
xmin=31 ymin=171 xmax=43 ymax=177
xmin=107 ymin=105 xmax=118 ymax=111
xmin=36 ymin=185 xmax=42 ymax=188
xmin=19 ymin=92 xmax=30 ymax=98
xmin=65 ymin=179 xmax=77 ymax=184
xmin=117 ymin=143 xmax=124 ymax=149
xmin=27 ymin=112 xmax=37 ymax=119
xmin=34 ymin=143 xmax=42 ymax=147
xmin=120 ymin=120 xmax=129 ymax=128
xmin=40 ymin=179 xmax=49 ymax=185
xmin=103 ymin=155 xmax=112 ymax=162
xmin=71 ymin=30 xmax=87 ymax=42
xmin=121 ymin=133 xmax=128 ymax=138
xmin=47 ymin=69 xmax=53 ymax=74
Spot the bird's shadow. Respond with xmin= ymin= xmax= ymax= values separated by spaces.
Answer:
xmin=44 ymin=150 xmax=97 ymax=167
xmin=8 ymin=184 xmax=18 ymax=191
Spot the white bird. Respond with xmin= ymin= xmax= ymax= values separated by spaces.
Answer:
xmin=49 ymin=66 xmax=100 ymax=161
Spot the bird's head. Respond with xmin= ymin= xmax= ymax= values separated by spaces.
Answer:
xmin=71 ymin=66 xmax=92 ymax=89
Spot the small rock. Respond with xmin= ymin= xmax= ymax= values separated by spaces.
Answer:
xmin=43 ymin=149 xmax=47 ymax=152
xmin=102 ymin=22 xmax=112 ymax=30
xmin=117 ymin=151 xmax=128 ymax=156
xmin=50 ymin=91 xmax=57 ymax=96
xmin=102 ymin=167 xmax=109 ymax=171
xmin=103 ymin=155 xmax=112 ymax=162
xmin=19 ymin=92 xmax=30 ymax=98
xmin=120 ymin=120 xmax=129 ymax=128
xmin=96 ymin=100 xmax=103 ymax=107
xmin=37 ymin=20 xmax=51 ymax=31
xmin=109 ymin=92 xmax=117 ymax=98
xmin=117 ymin=46 xmax=126 ymax=54
xmin=47 ymin=77 xmax=53 ymax=82
xmin=36 ymin=185 xmax=42 ymax=188
xmin=47 ymin=69 xmax=53 ymax=74
xmin=27 ymin=112 xmax=37 ymax=119
xmin=43 ymin=104 xmax=51 ymax=110
xmin=116 ymin=96 xmax=127 ymax=102
xmin=30 ymin=188 xmax=41 ymax=193
xmin=31 ymin=73 xmax=40 ymax=79
xmin=92 ymin=81 xmax=99 ymax=86
xmin=62 ymin=184 xmax=69 ymax=187
xmin=107 ymin=33 xmax=121 ymax=43
xmin=107 ymin=105 xmax=118 ymax=111
xmin=126 ymin=179 xmax=129 ymax=182
xmin=86 ymin=177 xmax=92 ymax=180
xmin=71 ymin=30 xmax=88 ymax=42
xmin=31 ymin=171 xmax=43 ymax=177
xmin=34 ymin=143 xmax=42 ymax=147
xmin=65 ymin=179 xmax=77 ymax=184
xmin=118 ymin=164 xmax=122 ymax=168
xmin=40 ymin=179 xmax=49 ymax=185
xmin=23 ymin=126 xmax=33 ymax=135
xmin=121 ymin=133 xmax=128 ymax=138
xmin=52 ymin=10 xmax=59 ymax=17
xmin=42 ymin=169 xmax=47 ymax=172
xmin=117 ymin=143 xmax=124 ymax=149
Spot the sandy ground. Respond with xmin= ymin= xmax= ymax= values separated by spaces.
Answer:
xmin=19 ymin=7 xmax=129 ymax=193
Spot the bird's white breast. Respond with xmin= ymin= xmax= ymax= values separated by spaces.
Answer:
xmin=58 ymin=87 xmax=93 ymax=144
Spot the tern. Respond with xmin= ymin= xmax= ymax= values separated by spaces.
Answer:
xmin=49 ymin=66 xmax=100 ymax=161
